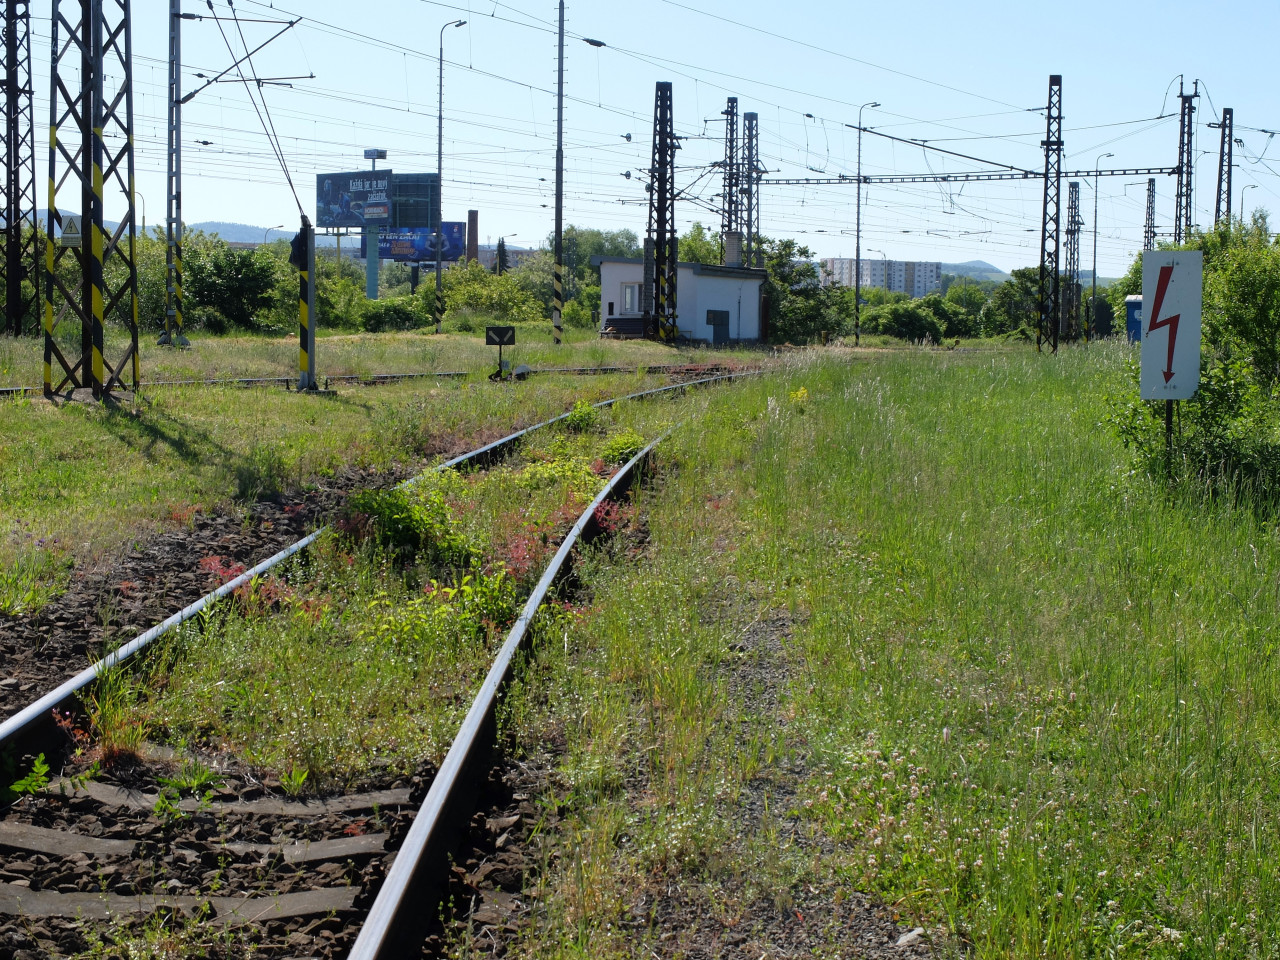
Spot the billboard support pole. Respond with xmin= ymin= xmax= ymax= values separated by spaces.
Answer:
xmin=364 ymin=224 xmax=378 ymax=300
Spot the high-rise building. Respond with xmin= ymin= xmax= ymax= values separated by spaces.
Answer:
xmin=820 ymin=257 xmax=941 ymax=298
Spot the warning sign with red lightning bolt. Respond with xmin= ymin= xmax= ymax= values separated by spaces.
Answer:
xmin=1140 ymin=251 xmax=1201 ymax=401
xmin=1147 ymin=264 xmax=1179 ymax=384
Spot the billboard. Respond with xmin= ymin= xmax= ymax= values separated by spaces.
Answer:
xmin=316 ymin=170 xmax=393 ymax=228
xmin=391 ymin=173 xmax=440 ymax=230
xmin=360 ymin=223 xmax=467 ymax=262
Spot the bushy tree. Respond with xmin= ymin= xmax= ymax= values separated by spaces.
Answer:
xmin=761 ymin=237 xmax=850 ymax=343
xmin=861 ymin=301 xmax=943 ymax=343
xmin=679 ymin=222 xmax=721 ymax=265
xmin=508 ymin=249 xmax=553 ymax=316
xmin=944 ymin=279 xmax=989 ymax=318
xmin=185 ymin=240 xmax=279 ymax=330
xmin=981 ymin=267 xmax=1040 ymax=337
xmin=556 ymin=225 xmax=640 ymax=289
xmin=441 ymin=258 xmax=543 ymax=324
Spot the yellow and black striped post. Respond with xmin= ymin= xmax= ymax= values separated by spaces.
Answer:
xmin=552 ymin=263 xmax=563 ymax=344
xmin=172 ymin=237 xmax=184 ymax=343
xmin=298 ymin=259 xmax=310 ymax=388
xmin=88 ymin=119 xmax=106 ymax=400
xmin=434 ymin=284 xmax=444 ymax=333
xmin=42 ymin=121 xmax=55 ymax=396
xmin=292 ymin=216 xmax=315 ymax=390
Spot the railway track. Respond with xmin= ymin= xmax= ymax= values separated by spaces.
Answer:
xmin=0 ymin=360 xmax=755 ymax=400
xmin=0 ymin=372 xmax=750 ymax=957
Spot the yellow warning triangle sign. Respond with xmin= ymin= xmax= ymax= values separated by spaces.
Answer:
xmin=60 ymin=215 xmax=82 ymax=248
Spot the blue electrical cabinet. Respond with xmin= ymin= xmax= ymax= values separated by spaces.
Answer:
xmin=1125 ymin=295 xmax=1143 ymax=343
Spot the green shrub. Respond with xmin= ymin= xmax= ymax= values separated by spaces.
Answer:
xmin=342 ymin=483 xmax=473 ymax=566
xmin=361 ymin=296 xmax=428 ymax=333
xmin=442 ymin=259 xmax=544 ymax=324
xmin=564 ymin=399 xmax=598 ymax=433
xmin=601 ymin=428 xmax=646 ymax=463
xmin=862 ymin=301 xmax=943 ymax=343
xmin=1108 ymin=216 xmax=1280 ymax=502
xmin=184 ymin=305 xmax=227 ymax=334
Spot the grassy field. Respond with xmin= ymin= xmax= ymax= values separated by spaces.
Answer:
xmin=492 ymin=343 xmax=1280 ymax=958
xmin=0 ymin=322 xmax=759 ymax=389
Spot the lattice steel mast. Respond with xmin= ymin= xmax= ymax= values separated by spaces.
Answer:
xmin=1037 ymin=74 xmax=1063 ymax=353
xmin=1063 ymin=180 xmax=1081 ymax=341
xmin=642 ymin=81 xmax=677 ymax=340
xmin=1213 ymin=106 xmax=1233 ymax=227
xmin=720 ymin=96 xmax=740 ymax=256
xmin=44 ymin=0 xmax=139 ymax=398
xmin=743 ymin=111 xmax=759 ymax=267
xmin=1143 ymin=178 xmax=1156 ymax=251
xmin=1174 ymin=82 xmax=1197 ymax=244
xmin=161 ymin=0 xmax=189 ymax=346
xmin=2 ymin=0 xmax=35 ymax=337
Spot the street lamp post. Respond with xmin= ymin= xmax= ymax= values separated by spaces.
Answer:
xmin=264 ymin=223 xmax=282 ymax=246
xmin=854 ymin=100 xmax=879 ymax=345
xmin=1242 ymin=183 xmax=1259 ymax=223
xmin=124 ymin=189 xmax=145 ymax=234
xmin=1089 ymin=152 xmax=1113 ymax=341
xmin=866 ymin=248 xmax=886 ymax=305
xmin=435 ymin=18 xmax=466 ymax=334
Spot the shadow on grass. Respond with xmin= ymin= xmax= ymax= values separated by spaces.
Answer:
xmin=97 ymin=400 xmax=291 ymax=502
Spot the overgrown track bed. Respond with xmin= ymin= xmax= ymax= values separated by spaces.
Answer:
xmin=0 ymin=362 xmax=757 ymax=402
xmin=1 ymin=375 xmax=743 ymax=958
xmin=0 ymin=467 xmax=399 ymax=726
xmin=0 ymin=369 xmax=746 ymax=730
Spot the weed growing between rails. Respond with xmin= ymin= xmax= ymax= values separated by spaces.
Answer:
xmin=112 ymin=400 xmax=682 ymax=791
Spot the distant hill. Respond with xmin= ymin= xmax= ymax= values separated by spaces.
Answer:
xmin=191 ymin=221 xmax=337 ymax=246
xmin=942 ymin=260 xmax=1010 ymax=282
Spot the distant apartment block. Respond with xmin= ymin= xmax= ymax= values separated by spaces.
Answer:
xmin=820 ymin=257 xmax=941 ymax=298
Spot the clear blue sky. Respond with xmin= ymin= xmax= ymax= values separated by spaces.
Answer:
xmin=28 ymin=0 xmax=1280 ymax=275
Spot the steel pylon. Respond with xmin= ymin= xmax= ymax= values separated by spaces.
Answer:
xmin=743 ymin=111 xmax=760 ymax=268
xmin=2 ymin=0 xmax=36 ymax=337
xmin=643 ymin=81 xmax=678 ymax=341
xmin=1063 ymin=180 xmax=1081 ymax=341
xmin=1174 ymin=84 xmax=1197 ymax=244
xmin=43 ymin=0 xmax=139 ymax=398
xmin=1037 ymin=74 xmax=1063 ymax=353
xmin=720 ymin=96 xmax=740 ymax=249
xmin=1214 ymin=107 xmax=1233 ymax=227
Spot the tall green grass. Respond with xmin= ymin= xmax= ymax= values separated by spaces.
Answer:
xmin=732 ymin=346 xmax=1280 ymax=955
xmin=499 ymin=344 xmax=1280 ymax=958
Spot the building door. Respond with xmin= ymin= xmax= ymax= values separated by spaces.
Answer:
xmin=707 ymin=309 xmax=730 ymax=345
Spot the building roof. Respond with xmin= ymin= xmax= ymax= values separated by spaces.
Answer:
xmin=590 ymin=255 xmax=767 ymax=281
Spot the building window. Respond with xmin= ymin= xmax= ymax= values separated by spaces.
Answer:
xmin=607 ymin=301 xmax=614 ymax=316
xmin=622 ymin=283 xmax=640 ymax=314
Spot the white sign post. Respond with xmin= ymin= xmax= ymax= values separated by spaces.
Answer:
xmin=1140 ymin=250 xmax=1202 ymax=400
